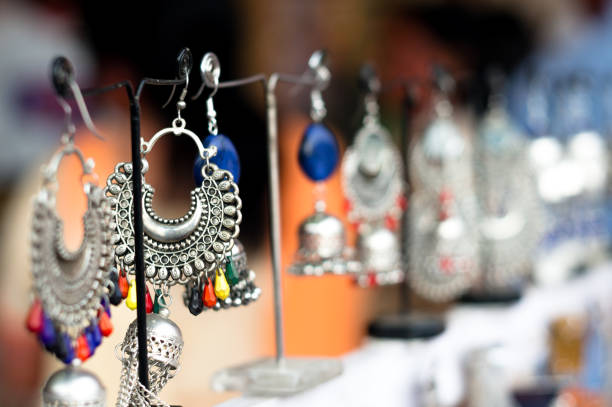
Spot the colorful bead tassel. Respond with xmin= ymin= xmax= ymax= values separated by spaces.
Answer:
xmin=126 ymin=279 xmax=137 ymax=310
xmin=214 ymin=268 xmax=230 ymax=300
xmin=203 ymin=278 xmax=217 ymax=308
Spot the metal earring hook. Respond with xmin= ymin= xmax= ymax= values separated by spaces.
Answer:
xmin=162 ymin=48 xmax=194 ymax=109
xmin=199 ymin=52 xmax=221 ymax=135
xmin=307 ymin=50 xmax=330 ymax=122
xmin=69 ymin=79 xmax=104 ymax=141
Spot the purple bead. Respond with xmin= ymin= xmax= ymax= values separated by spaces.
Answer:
xmin=39 ymin=312 xmax=56 ymax=347
xmin=298 ymin=123 xmax=339 ymax=181
xmin=194 ymin=134 xmax=241 ymax=185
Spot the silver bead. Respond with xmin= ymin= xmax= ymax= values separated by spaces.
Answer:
xmin=43 ymin=366 xmax=105 ymax=407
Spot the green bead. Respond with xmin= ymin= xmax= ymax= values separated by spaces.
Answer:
xmin=225 ymin=256 xmax=240 ymax=286
xmin=153 ymin=289 xmax=162 ymax=314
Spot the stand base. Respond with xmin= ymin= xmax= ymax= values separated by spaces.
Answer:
xmin=367 ymin=313 xmax=445 ymax=339
xmin=459 ymin=287 xmax=523 ymax=305
xmin=211 ymin=357 xmax=343 ymax=396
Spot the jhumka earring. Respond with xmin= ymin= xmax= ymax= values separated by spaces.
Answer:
xmin=342 ymin=64 xmax=405 ymax=287
xmin=29 ymin=58 xmax=114 ymax=407
xmin=289 ymin=51 xmax=359 ymax=276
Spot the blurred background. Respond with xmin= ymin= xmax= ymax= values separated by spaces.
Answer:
xmin=3 ymin=0 xmax=612 ymax=406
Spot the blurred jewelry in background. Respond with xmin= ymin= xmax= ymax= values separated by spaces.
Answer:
xmin=290 ymin=51 xmax=358 ymax=276
xmin=526 ymin=72 xmax=608 ymax=286
xmin=343 ymin=64 xmax=405 ymax=287
xmin=407 ymin=69 xmax=480 ymax=302
xmin=468 ymin=71 xmax=544 ymax=299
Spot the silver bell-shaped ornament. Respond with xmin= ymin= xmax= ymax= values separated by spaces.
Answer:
xmin=115 ymin=313 xmax=183 ymax=407
xmin=355 ymin=226 xmax=403 ymax=287
xmin=43 ymin=366 xmax=106 ymax=407
xmin=289 ymin=204 xmax=360 ymax=276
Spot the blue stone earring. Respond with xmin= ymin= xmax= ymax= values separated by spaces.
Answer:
xmin=289 ymin=52 xmax=360 ymax=276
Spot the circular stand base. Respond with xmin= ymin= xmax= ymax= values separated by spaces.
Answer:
xmin=459 ymin=288 xmax=523 ymax=305
xmin=211 ymin=357 xmax=342 ymax=397
xmin=367 ymin=313 xmax=445 ymax=339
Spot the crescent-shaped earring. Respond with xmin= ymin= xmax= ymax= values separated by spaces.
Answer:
xmin=105 ymin=78 xmax=243 ymax=314
xmin=27 ymin=66 xmax=116 ymax=370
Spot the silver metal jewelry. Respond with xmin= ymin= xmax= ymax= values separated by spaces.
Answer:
xmin=341 ymin=83 xmax=404 ymax=225
xmin=354 ymin=225 xmax=403 ymax=287
xmin=30 ymin=87 xmax=113 ymax=343
xmin=105 ymin=103 xmax=242 ymax=290
xmin=408 ymin=189 xmax=479 ymax=301
xmin=43 ymin=366 xmax=106 ymax=407
xmin=115 ymin=313 xmax=183 ymax=407
xmin=473 ymin=105 xmax=543 ymax=289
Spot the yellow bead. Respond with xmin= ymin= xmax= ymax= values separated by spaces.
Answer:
xmin=214 ymin=268 xmax=230 ymax=300
xmin=126 ymin=279 xmax=137 ymax=310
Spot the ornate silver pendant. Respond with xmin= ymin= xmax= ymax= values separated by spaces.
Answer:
xmin=473 ymin=109 xmax=543 ymax=289
xmin=354 ymin=226 xmax=403 ymax=287
xmin=105 ymin=121 xmax=242 ymax=287
xmin=43 ymin=366 xmax=106 ymax=407
xmin=289 ymin=209 xmax=360 ymax=276
xmin=342 ymin=121 xmax=404 ymax=225
xmin=31 ymin=146 xmax=113 ymax=340
xmin=408 ymin=188 xmax=479 ymax=302
xmin=116 ymin=313 xmax=183 ymax=407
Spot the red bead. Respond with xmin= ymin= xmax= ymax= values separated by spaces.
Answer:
xmin=384 ymin=214 xmax=398 ymax=231
xmin=367 ymin=273 xmax=377 ymax=287
xmin=343 ymin=198 xmax=353 ymax=213
xmin=26 ymin=299 xmax=43 ymax=334
xmin=203 ymin=278 xmax=217 ymax=308
xmin=118 ymin=270 xmax=129 ymax=299
xmin=76 ymin=334 xmax=91 ymax=361
xmin=439 ymin=188 xmax=453 ymax=204
xmin=145 ymin=286 xmax=153 ymax=314
xmin=439 ymin=256 xmax=454 ymax=274
xmin=397 ymin=194 xmax=408 ymax=211
xmin=98 ymin=311 xmax=113 ymax=337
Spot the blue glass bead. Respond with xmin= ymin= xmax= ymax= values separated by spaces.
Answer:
xmin=39 ymin=312 xmax=56 ymax=347
xmin=101 ymin=297 xmax=111 ymax=317
xmin=90 ymin=323 xmax=102 ymax=347
xmin=85 ymin=328 xmax=97 ymax=355
xmin=298 ymin=123 xmax=339 ymax=181
xmin=194 ymin=134 xmax=241 ymax=186
xmin=60 ymin=333 xmax=74 ymax=364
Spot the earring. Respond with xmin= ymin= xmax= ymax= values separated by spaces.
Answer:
xmin=31 ymin=58 xmax=112 ymax=407
xmin=342 ymin=65 xmax=405 ymax=287
xmin=105 ymin=79 xmax=243 ymax=314
xmin=289 ymin=51 xmax=359 ymax=276
xmin=115 ymin=313 xmax=183 ymax=407
xmin=407 ymin=72 xmax=479 ymax=301
xmin=186 ymin=53 xmax=259 ymax=314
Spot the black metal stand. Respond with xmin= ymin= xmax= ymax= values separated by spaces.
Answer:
xmin=51 ymin=49 xmax=192 ymax=403
xmin=365 ymin=74 xmax=444 ymax=340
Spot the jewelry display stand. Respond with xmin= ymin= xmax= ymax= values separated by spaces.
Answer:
xmin=209 ymin=52 xmax=342 ymax=396
xmin=52 ymin=49 xmax=192 ymax=407
xmin=366 ymin=77 xmax=444 ymax=340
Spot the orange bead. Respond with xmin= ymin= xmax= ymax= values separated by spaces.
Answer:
xmin=118 ymin=270 xmax=129 ymax=299
xmin=76 ymin=334 xmax=91 ymax=361
xmin=145 ymin=286 xmax=153 ymax=314
xmin=98 ymin=311 xmax=113 ymax=337
xmin=202 ymin=278 xmax=217 ymax=308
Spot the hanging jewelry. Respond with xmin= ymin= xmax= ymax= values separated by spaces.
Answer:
xmin=105 ymin=77 xmax=242 ymax=313
xmin=31 ymin=57 xmax=111 ymax=407
xmin=115 ymin=313 xmax=183 ymax=407
xmin=407 ymin=71 xmax=479 ymax=301
xmin=472 ymin=73 xmax=543 ymax=291
xmin=289 ymin=51 xmax=358 ymax=276
xmin=342 ymin=65 xmax=404 ymax=286
xmin=186 ymin=52 xmax=259 ymax=312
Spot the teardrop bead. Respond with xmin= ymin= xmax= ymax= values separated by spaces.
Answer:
xmin=214 ymin=268 xmax=230 ymax=300
xmin=109 ymin=269 xmax=123 ymax=306
xmin=202 ymin=278 xmax=217 ymax=308
xmin=298 ymin=123 xmax=339 ymax=181
xmin=59 ymin=333 xmax=74 ymax=364
xmin=188 ymin=284 xmax=204 ymax=316
xmin=26 ymin=299 xmax=43 ymax=334
xmin=90 ymin=323 xmax=102 ymax=347
xmin=194 ymin=134 xmax=241 ymax=185
xmin=126 ymin=279 xmax=137 ymax=310
xmin=39 ymin=312 xmax=56 ymax=347
xmin=85 ymin=328 xmax=96 ymax=356
xmin=145 ymin=286 xmax=153 ymax=314
xmin=118 ymin=270 xmax=129 ymax=299
xmin=98 ymin=311 xmax=113 ymax=337
xmin=76 ymin=334 xmax=91 ymax=362
xmin=100 ymin=298 xmax=111 ymax=317
xmin=225 ymin=257 xmax=240 ymax=286
xmin=153 ymin=289 xmax=162 ymax=314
